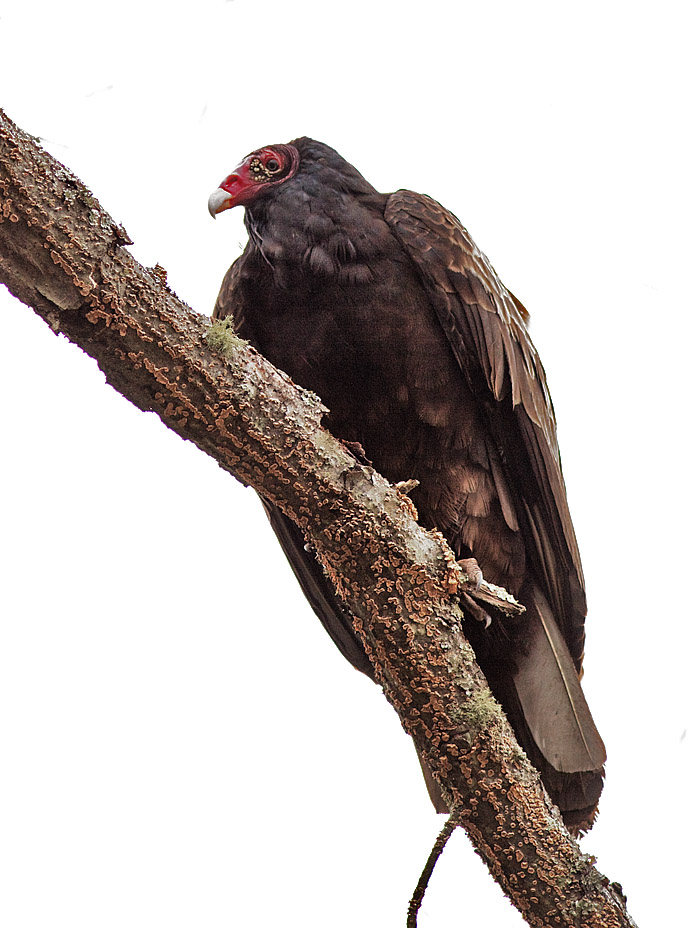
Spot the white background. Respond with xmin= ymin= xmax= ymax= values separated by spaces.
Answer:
xmin=1 ymin=1 xmax=698 ymax=925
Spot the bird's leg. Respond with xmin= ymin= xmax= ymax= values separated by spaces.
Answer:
xmin=457 ymin=557 xmax=491 ymax=627
xmin=458 ymin=557 xmax=483 ymax=591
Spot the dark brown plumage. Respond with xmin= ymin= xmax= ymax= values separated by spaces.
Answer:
xmin=209 ymin=138 xmax=606 ymax=832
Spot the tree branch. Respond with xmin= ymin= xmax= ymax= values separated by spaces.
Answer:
xmin=0 ymin=108 xmax=636 ymax=927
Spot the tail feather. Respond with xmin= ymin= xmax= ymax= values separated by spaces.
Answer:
xmin=512 ymin=585 xmax=606 ymax=773
xmin=471 ymin=581 xmax=606 ymax=832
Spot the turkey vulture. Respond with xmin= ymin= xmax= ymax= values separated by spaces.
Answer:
xmin=208 ymin=138 xmax=606 ymax=832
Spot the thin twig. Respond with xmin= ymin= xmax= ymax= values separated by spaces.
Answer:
xmin=407 ymin=814 xmax=460 ymax=928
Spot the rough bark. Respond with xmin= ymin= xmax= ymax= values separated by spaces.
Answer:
xmin=0 ymin=108 xmax=636 ymax=928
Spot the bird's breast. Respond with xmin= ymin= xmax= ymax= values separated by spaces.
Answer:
xmin=240 ymin=247 xmax=469 ymax=458
xmin=237 ymin=243 xmax=525 ymax=590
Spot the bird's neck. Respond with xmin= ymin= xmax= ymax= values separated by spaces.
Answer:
xmin=244 ymin=186 xmax=388 ymax=278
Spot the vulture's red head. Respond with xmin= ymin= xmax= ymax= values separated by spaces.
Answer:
xmin=208 ymin=138 xmax=379 ymax=222
xmin=208 ymin=143 xmax=301 ymax=217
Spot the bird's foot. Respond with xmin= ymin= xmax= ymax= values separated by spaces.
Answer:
xmin=341 ymin=439 xmax=371 ymax=465
xmin=395 ymin=478 xmax=420 ymax=495
xmin=458 ymin=557 xmax=483 ymax=592
xmin=456 ymin=558 xmax=527 ymax=624
xmin=457 ymin=558 xmax=490 ymax=627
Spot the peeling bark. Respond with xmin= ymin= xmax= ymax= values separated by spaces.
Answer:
xmin=0 ymin=108 xmax=636 ymax=928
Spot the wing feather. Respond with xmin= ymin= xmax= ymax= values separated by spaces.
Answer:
xmin=213 ymin=251 xmax=246 ymax=326
xmin=385 ymin=190 xmax=586 ymax=664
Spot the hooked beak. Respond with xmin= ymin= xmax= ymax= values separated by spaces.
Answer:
xmin=208 ymin=186 xmax=235 ymax=218
xmin=208 ymin=164 xmax=258 ymax=217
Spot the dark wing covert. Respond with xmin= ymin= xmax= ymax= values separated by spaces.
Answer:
xmin=385 ymin=191 xmax=587 ymax=668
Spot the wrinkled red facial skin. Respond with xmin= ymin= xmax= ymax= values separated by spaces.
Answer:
xmin=218 ymin=147 xmax=289 ymax=210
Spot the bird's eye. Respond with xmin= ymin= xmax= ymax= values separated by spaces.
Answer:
xmin=266 ymin=158 xmax=281 ymax=172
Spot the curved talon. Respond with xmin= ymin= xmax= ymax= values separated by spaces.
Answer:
xmin=460 ymin=591 xmax=492 ymax=629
